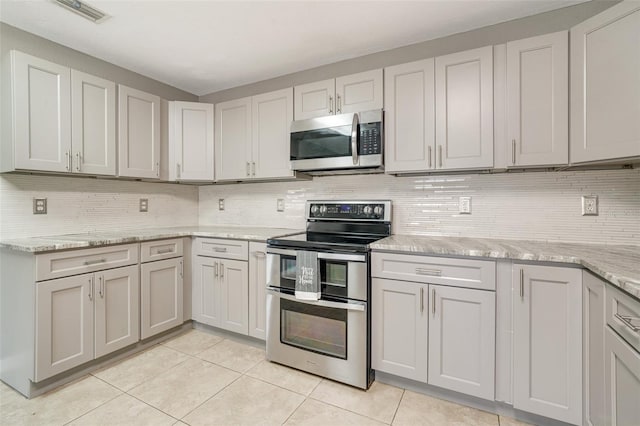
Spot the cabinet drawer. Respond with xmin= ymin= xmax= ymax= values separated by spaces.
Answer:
xmin=36 ymin=243 xmax=139 ymax=281
xmin=193 ymin=238 xmax=248 ymax=261
xmin=606 ymin=285 xmax=640 ymax=353
xmin=371 ymin=252 xmax=495 ymax=290
xmin=141 ymin=238 xmax=183 ymax=263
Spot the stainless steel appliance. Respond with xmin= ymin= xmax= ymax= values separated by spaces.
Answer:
xmin=266 ymin=200 xmax=392 ymax=389
xmin=289 ymin=110 xmax=383 ymax=172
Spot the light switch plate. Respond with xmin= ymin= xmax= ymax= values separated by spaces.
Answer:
xmin=582 ymin=195 xmax=598 ymax=216
xmin=139 ymin=198 xmax=148 ymax=212
xmin=218 ymin=199 xmax=225 ymax=211
xmin=459 ymin=196 xmax=471 ymax=214
xmin=33 ymin=198 xmax=47 ymax=214
xmin=277 ymin=199 xmax=285 ymax=212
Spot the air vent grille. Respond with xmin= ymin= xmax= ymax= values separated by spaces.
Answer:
xmin=53 ymin=0 xmax=109 ymax=22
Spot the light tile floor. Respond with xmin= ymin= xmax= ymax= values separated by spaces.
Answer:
xmin=0 ymin=329 xmax=532 ymax=426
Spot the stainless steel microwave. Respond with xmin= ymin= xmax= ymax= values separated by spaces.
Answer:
xmin=289 ymin=109 xmax=383 ymax=172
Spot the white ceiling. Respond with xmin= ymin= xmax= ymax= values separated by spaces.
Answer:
xmin=0 ymin=0 xmax=584 ymax=96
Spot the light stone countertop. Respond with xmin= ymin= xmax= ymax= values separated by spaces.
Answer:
xmin=370 ymin=235 xmax=640 ymax=299
xmin=0 ymin=226 xmax=304 ymax=253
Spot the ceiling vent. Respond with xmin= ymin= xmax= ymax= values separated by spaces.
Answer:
xmin=53 ymin=0 xmax=109 ymax=23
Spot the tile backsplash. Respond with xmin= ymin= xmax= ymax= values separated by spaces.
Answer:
xmin=0 ymin=174 xmax=198 ymax=240
xmin=199 ymin=169 xmax=639 ymax=245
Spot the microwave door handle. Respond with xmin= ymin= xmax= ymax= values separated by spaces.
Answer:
xmin=351 ymin=113 xmax=359 ymax=165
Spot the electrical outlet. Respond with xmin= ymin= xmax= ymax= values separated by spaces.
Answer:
xmin=33 ymin=198 xmax=47 ymax=215
xmin=582 ymin=195 xmax=598 ymax=216
xmin=277 ymin=198 xmax=285 ymax=212
xmin=218 ymin=199 xmax=225 ymax=211
xmin=459 ymin=196 xmax=471 ymax=214
xmin=139 ymin=198 xmax=148 ymax=212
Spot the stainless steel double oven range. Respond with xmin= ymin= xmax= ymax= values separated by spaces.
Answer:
xmin=266 ymin=200 xmax=392 ymax=389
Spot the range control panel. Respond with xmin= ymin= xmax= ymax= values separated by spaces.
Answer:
xmin=307 ymin=201 xmax=391 ymax=221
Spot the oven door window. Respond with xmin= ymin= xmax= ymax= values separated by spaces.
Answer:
xmin=280 ymin=298 xmax=347 ymax=359
xmin=290 ymin=125 xmax=352 ymax=160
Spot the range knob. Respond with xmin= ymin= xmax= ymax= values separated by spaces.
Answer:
xmin=363 ymin=205 xmax=373 ymax=215
xmin=319 ymin=205 xmax=327 ymax=215
xmin=310 ymin=205 xmax=319 ymax=215
xmin=374 ymin=206 xmax=384 ymax=217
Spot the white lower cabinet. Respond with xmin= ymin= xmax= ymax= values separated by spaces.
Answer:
xmin=192 ymin=240 xmax=249 ymax=335
xmin=604 ymin=326 xmax=640 ymax=425
xmin=248 ymin=242 xmax=267 ymax=340
xmin=428 ymin=285 xmax=495 ymax=400
xmin=512 ymin=264 xmax=582 ymax=425
xmin=140 ymin=257 xmax=183 ymax=339
xmin=584 ymin=272 xmax=607 ymax=426
xmin=35 ymin=264 xmax=139 ymax=381
xmin=371 ymin=278 xmax=428 ymax=381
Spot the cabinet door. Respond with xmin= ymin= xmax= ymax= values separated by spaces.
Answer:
xmin=371 ymin=278 xmax=428 ymax=382
xmin=294 ymin=79 xmax=335 ymax=120
xmin=506 ymin=31 xmax=568 ymax=167
xmin=335 ymin=69 xmax=383 ymax=114
xmin=248 ymin=243 xmax=267 ymax=340
xmin=118 ymin=85 xmax=161 ymax=178
xmin=570 ymin=2 xmax=640 ymax=163
xmin=384 ymin=59 xmax=435 ymax=173
xmin=94 ymin=265 xmax=139 ymax=358
xmin=35 ymin=273 xmax=93 ymax=381
xmin=169 ymin=101 xmax=214 ymax=181
xmin=11 ymin=51 xmax=71 ymax=173
xmin=219 ymin=259 xmax=249 ymax=335
xmin=513 ymin=264 xmax=582 ymax=425
xmin=140 ymin=257 xmax=183 ymax=339
xmin=584 ymin=272 xmax=606 ymax=426
xmin=252 ymin=88 xmax=294 ymax=179
xmin=215 ymin=97 xmax=252 ymax=181
xmin=192 ymin=256 xmax=220 ymax=327
xmin=435 ymin=46 xmax=493 ymax=170
xmin=604 ymin=327 xmax=640 ymax=426
xmin=71 ymin=70 xmax=116 ymax=175
xmin=428 ymin=285 xmax=495 ymax=400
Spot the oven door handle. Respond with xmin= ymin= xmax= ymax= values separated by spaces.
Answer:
xmin=267 ymin=288 xmax=366 ymax=312
xmin=267 ymin=248 xmax=365 ymax=262
xmin=351 ymin=112 xmax=360 ymax=166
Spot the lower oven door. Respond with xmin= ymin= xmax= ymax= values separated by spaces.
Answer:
xmin=266 ymin=287 xmax=369 ymax=389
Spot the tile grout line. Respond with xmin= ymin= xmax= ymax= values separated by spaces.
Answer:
xmin=60 ymin=380 xmax=124 ymax=426
xmin=389 ymin=389 xmax=405 ymax=425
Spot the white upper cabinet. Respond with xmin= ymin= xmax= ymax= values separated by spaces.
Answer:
xmin=251 ymin=88 xmax=294 ymax=179
xmin=435 ymin=46 xmax=494 ymax=170
xmin=118 ymin=85 xmax=161 ymax=179
xmin=215 ymin=97 xmax=252 ymax=181
xmin=384 ymin=59 xmax=435 ymax=173
xmin=294 ymin=69 xmax=383 ymax=120
xmin=506 ymin=31 xmax=568 ymax=167
xmin=570 ymin=1 xmax=640 ymax=163
xmin=71 ymin=70 xmax=116 ymax=175
xmin=11 ymin=51 xmax=71 ymax=173
xmin=168 ymin=101 xmax=214 ymax=181
xmin=216 ymin=88 xmax=294 ymax=182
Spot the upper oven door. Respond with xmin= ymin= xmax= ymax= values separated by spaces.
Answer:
xmin=267 ymin=249 xmax=367 ymax=301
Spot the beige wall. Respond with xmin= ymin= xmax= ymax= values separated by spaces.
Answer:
xmin=200 ymin=0 xmax=617 ymax=103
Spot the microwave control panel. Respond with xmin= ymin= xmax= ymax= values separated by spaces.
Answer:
xmin=359 ymin=122 xmax=382 ymax=156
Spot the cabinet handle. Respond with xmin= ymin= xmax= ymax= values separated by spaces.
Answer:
xmin=251 ymin=162 xmax=255 ymax=176
xmin=66 ymin=151 xmax=71 ymax=171
xmin=511 ymin=139 xmax=516 ymax=165
xmin=84 ymin=258 xmax=107 ymax=266
xmin=428 ymin=146 xmax=432 ymax=169
xmin=329 ymin=96 xmax=334 ymax=114
xmin=246 ymin=162 xmax=250 ymax=176
xmin=75 ymin=152 xmax=81 ymax=172
xmin=415 ymin=268 xmax=441 ymax=276
xmin=88 ymin=277 xmax=93 ymax=301
xmin=520 ymin=268 xmax=524 ymax=299
xmin=614 ymin=314 xmax=640 ymax=333
xmin=220 ymin=262 xmax=224 ymax=279
xmin=214 ymin=261 xmax=218 ymax=278
xmin=99 ymin=276 xmax=104 ymax=298
xmin=213 ymin=247 xmax=228 ymax=253
xmin=156 ymin=162 xmax=159 ymax=177
xmin=156 ymin=248 xmax=173 ymax=254
xmin=176 ymin=163 xmax=181 ymax=179
xmin=337 ymin=94 xmax=342 ymax=113
xmin=432 ymin=288 xmax=436 ymax=315
xmin=254 ymin=251 xmax=266 ymax=258
xmin=180 ymin=260 xmax=183 ymax=278
xmin=420 ymin=287 xmax=424 ymax=313
xmin=438 ymin=145 xmax=443 ymax=168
